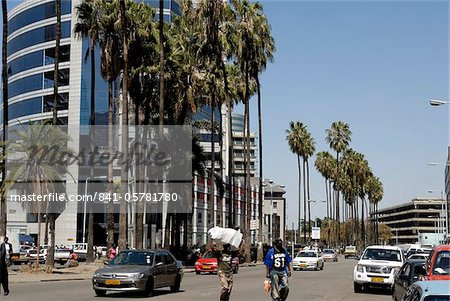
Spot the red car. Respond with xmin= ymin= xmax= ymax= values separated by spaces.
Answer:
xmin=195 ymin=252 xmax=239 ymax=274
xmin=426 ymin=245 xmax=450 ymax=280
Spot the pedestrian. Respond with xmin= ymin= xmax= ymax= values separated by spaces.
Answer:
xmin=0 ymin=237 xmax=10 ymax=296
xmin=108 ymin=243 xmax=117 ymax=260
xmin=264 ymin=238 xmax=292 ymax=301
xmin=211 ymin=242 xmax=233 ymax=301
xmin=3 ymin=238 xmax=12 ymax=267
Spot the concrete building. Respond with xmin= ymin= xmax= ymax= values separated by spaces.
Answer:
xmin=231 ymin=113 xmax=257 ymax=178
xmin=370 ymin=198 xmax=446 ymax=244
xmin=260 ymin=179 xmax=286 ymax=244
xmin=446 ymin=146 xmax=450 ymax=239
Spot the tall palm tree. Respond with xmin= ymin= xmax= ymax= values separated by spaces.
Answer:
xmin=248 ymin=9 xmax=275 ymax=250
xmin=233 ymin=0 xmax=263 ymax=260
xmin=118 ymin=0 xmax=129 ymax=252
xmin=315 ymin=151 xmax=335 ymax=246
xmin=99 ymin=0 xmax=121 ymax=249
xmin=286 ymin=121 xmax=305 ymax=242
xmin=366 ymin=175 xmax=383 ymax=244
xmin=302 ymin=131 xmax=315 ymax=241
xmin=46 ymin=0 xmax=63 ymax=272
xmin=1 ymin=125 xmax=74 ymax=271
xmin=326 ymin=121 xmax=351 ymax=245
xmin=75 ymin=0 xmax=102 ymax=263
xmin=0 ymin=0 xmax=8 ymax=240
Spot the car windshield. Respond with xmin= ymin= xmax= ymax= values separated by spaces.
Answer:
xmin=202 ymin=252 xmax=216 ymax=259
xmin=110 ymin=251 xmax=154 ymax=266
xmin=323 ymin=249 xmax=334 ymax=254
xmin=297 ymin=252 xmax=317 ymax=258
xmin=346 ymin=247 xmax=356 ymax=251
xmin=362 ymin=249 xmax=401 ymax=262
xmin=432 ymin=251 xmax=450 ymax=275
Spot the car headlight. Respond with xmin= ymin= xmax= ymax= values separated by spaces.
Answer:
xmin=130 ymin=273 xmax=145 ymax=279
xmin=356 ymin=264 xmax=364 ymax=273
xmin=93 ymin=272 xmax=101 ymax=278
xmin=195 ymin=262 xmax=201 ymax=266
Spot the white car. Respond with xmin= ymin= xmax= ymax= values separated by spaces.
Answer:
xmin=407 ymin=253 xmax=429 ymax=260
xmin=292 ymin=250 xmax=324 ymax=271
xmin=323 ymin=249 xmax=338 ymax=262
xmin=353 ymin=245 xmax=405 ymax=293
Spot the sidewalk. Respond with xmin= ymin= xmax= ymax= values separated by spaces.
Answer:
xmin=9 ymin=261 xmax=263 ymax=283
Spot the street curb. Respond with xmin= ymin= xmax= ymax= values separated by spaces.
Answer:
xmin=40 ymin=277 xmax=90 ymax=282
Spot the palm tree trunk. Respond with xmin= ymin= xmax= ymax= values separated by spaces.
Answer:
xmin=107 ymin=79 xmax=114 ymax=248
xmin=244 ymin=61 xmax=251 ymax=262
xmin=335 ymin=151 xmax=340 ymax=246
xmin=119 ymin=0 xmax=129 ymax=252
xmin=210 ymin=98 xmax=216 ymax=230
xmin=256 ymin=76 xmax=263 ymax=246
xmin=46 ymin=0 xmax=61 ymax=271
xmin=325 ymin=179 xmax=330 ymax=246
xmin=297 ymin=155 xmax=302 ymax=244
xmin=0 ymin=0 xmax=8 ymax=240
xmin=86 ymin=39 xmax=95 ymax=264
xmin=302 ymin=160 xmax=306 ymax=243
xmin=306 ymin=160 xmax=311 ymax=241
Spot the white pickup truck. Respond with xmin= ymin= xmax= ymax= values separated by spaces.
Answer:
xmin=353 ymin=245 xmax=405 ymax=293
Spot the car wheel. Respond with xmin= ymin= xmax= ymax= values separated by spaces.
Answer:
xmin=94 ymin=289 xmax=106 ymax=297
xmin=143 ymin=278 xmax=154 ymax=297
xmin=354 ymin=282 xmax=363 ymax=293
xmin=170 ymin=275 xmax=181 ymax=292
xmin=195 ymin=271 xmax=200 ymax=275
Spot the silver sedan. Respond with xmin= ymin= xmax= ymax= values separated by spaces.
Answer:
xmin=92 ymin=249 xmax=183 ymax=297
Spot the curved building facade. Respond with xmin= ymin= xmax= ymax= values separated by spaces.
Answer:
xmin=6 ymin=0 xmax=181 ymax=247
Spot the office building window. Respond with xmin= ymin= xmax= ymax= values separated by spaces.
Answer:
xmin=44 ymin=45 xmax=71 ymax=65
xmin=8 ymin=21 xmax=71 ymax=56
xmin=9 ymin=74 xmax=43 ymax=98
xmin=44 ymin=68 xmax=70 ymax=89
xmin=8 ymin=0 xmax=72 ymax=35
xmin=9 ymin=97 xmax=42 ymax=120
xmin=8 ymin=50 xmax=43 ymax=76
xmin=43 ymin=93 xmax=69 ymax=112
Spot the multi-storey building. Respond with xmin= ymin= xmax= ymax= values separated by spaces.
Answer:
xmin=5 ymin=0 xmax=180 ymax=246
xmin=370 ymin=198 xmax=446 ymax=244
xmin=231 ymin=113 xmax=257 ymax=178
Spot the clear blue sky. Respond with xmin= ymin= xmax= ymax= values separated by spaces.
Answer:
xmin=4 ymin=0 xmax=449 ymax=228
xmin=243 ymin=0 xmax=449 ymax=227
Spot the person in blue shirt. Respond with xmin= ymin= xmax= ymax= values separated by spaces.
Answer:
xmin=264 ymin=238 xmax=292 ymax=301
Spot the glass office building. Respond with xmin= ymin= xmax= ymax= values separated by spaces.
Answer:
xmin=5 ymin=0 xmax=181 ymax=246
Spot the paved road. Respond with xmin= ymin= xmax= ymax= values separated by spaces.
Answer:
xmin=9 ymin=257 xmax=391 ymax=301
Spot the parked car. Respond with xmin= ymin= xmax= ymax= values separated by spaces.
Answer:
xmin=344 ymin=246 xmax=358 ymax=259
xmin=92 ymin=249 xmax=183 ymax=297
xmin=292 ymin=250 xmax=324 ymax=271
xmin=323 ymin=249 xmax=338 ymax=262
xmin=353 ymin=245 xmax=405 ymax=293
xmin=392 ymin=259 xmax=427 ymax=301
xmin=407 ymin=253 xmax=429 ymax=260
xmin=194 ymin=252 xmax=239 ymax=274
xmin=11 ymin=245 xmax=32 ymax=265
xmin=426 ymin=245 xmax=450 ymax=280
xmin=55 ymin=248 xmax=72 ymax=265
xmin=27 ymin=249 xmax=46 ymax=263
xmin=401 ymin=280 xmax=450 ymax=301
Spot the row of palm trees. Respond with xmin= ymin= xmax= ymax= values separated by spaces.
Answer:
xmin=287 ymin=121 xmax=384 ymax=248
xmin=0 ymin=0 xmax=276 ymax=269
